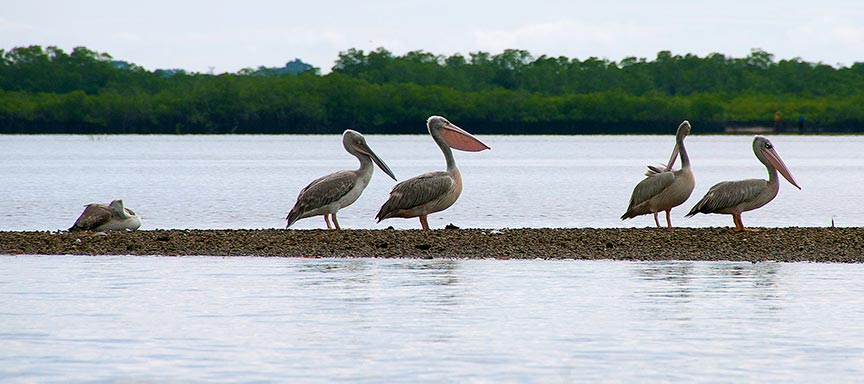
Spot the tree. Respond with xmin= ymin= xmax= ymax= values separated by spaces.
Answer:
xmin=2 ymin=45 xmax=864 ymax=134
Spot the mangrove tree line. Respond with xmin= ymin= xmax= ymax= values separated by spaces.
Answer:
xmin=1 ymin=45 xmax=863 ymax=134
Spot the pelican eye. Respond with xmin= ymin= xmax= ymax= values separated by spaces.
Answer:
xmin=764 ymin=142 xmax=773 ymax=149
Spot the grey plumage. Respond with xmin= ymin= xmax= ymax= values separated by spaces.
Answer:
xmin=621 ymin=172 xmax=677 ymax=219
xmin=645 ymin=165 xmax=667 ymax=176
xmin=286 ymin=170 xmax=357 ymax=227
xmin=70 ymin=204 xmax=116 ymax=231
xmin=69 ymin=199 xmax=141 ymax=231
xmin=376 ymin=171 xmax=454 ymax=220
xmin=686 ymin=179 xmax=768 ymax=216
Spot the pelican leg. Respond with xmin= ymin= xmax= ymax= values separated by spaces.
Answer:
xmin=419 ymin=215 xmax=430 ymax=230
xmin=332 ymin=213 xmax=341 ymax=230
xmin=665 ymin=210 xmax=673 ymax=228
xmin=732 ymin=214 xmax=744 ymax=232
xmin=324 ymin=214 xmax=333 ymax=230
xmin=653 ymin=212 xmax=661 ymax=228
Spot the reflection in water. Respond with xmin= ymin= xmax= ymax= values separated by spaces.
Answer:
xmin=296 ymin=258 xmax=373 ymax=285
xmin=705 ymin=263 xmax=782 ymax=311
xmin=4 ymin=257 xmax=864 ymax=383
xmin=297 ymin=258 xmax=373 ymax=274
xmin=705 ymin=262 xmax=779 ymax=288
xmin=636 ymin=262 xmax=696 ymax=300
xmin=290 ymin=258 xmax=465 ymax=309
xmin=289 ymin=259 xmax=377 ymax=309
xmin=388 ymin=259 xmax=462 ymax=286
xmin=386 ymin=259 xmax=464 ymax=308
xmin=632 ymin=262 xmax=784 ymax=323
xmin=635 ymin=262 xmax=780 ymax=295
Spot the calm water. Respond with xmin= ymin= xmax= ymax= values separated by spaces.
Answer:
xmin=2 ymin=134 xmax=863 ymax=230
xmin=1 ymin=256 xmax=863 ymax=383
xmin=4 ymin=134 xmax=863 ymax=382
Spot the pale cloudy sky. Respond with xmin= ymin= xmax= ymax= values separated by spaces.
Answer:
xmin=2 ymin=0 xmax=863 ymax=73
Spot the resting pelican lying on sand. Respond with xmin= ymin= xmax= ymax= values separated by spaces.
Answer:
xmin=69 ymin=199 xmax=141 ymax=231
xmin=376 ymin=116 xmax=490 ymax=230
xmin=286 ymin=129 xmax=396 ymax=229
xmin=622 ymin=120 xmax=695 ymax=228
xmin=686 ymin=135 xmax=801 ymax=231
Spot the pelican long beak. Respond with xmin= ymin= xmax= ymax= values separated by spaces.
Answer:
xmin=664 ymin=143 xmax=680 ymax=171
xmin=439 ymin=122 xmax=491 ymax=152
xmin=764 ymin=147 xmax=801 ymax=189
xmin=356 ymin=143 xmax=397 ymax=181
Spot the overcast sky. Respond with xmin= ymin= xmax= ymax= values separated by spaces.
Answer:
xmin=3 ymin=0 xmax=863 ymax=73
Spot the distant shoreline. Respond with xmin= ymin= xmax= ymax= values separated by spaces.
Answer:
xmin=0 ymin=129 xmax=854 ymax=136
xmin=2 ymin=228 xmax=862 ymax=262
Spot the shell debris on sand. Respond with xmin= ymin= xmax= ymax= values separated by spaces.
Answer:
xmin=1 ymin=228 xmax=863 ymax=262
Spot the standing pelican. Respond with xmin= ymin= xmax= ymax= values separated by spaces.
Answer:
xmin=622 ymin=120 xmax=695 ymax=228
xmin=686 ymin=135 xmax=801 ymax=231
xmin=376 ymin=116 xmax=490 ymax=230
xmin=286 ymin=130 xmax=396 ymax=229
xmin=69 ymin=199 xmax=141 ymax=231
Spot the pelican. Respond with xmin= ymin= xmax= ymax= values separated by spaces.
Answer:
xmin=621 ymin=120 xmax=695 ymax=228
xmin=286 ymin=129 xmax=396 ymax=229
xmin=376 ymin=116 xmax=490 ymax=230
xmin=69 ymin=199 xmax=141 ymax=231
xmin=686 ymin=135 xmax=801 ymax=231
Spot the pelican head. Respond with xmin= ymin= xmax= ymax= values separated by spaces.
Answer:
xmin=427 ymin=116 xmax=491 ymax=152
xmin=677 ymin=120 xmax=691 ymax=138
xmin=108 ymin=199 xmax=130 ymax=219
xmin=753 ymin=135 xmax=801 ymax=190
xmin=342 ymin=129 xmax=397 ymax=181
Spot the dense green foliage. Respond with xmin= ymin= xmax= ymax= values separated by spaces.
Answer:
xmin=1 ymin=45 xmax=863 ymax=134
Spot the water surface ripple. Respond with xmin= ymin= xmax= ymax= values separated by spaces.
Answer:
xmin=2 ymin=134 xmax=862 ymax=230
xmin=2 ymin=256 xmax=863 ymax=382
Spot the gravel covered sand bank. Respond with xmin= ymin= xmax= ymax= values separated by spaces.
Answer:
xmin=2 ymin=227 xmax=863 ymax=262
